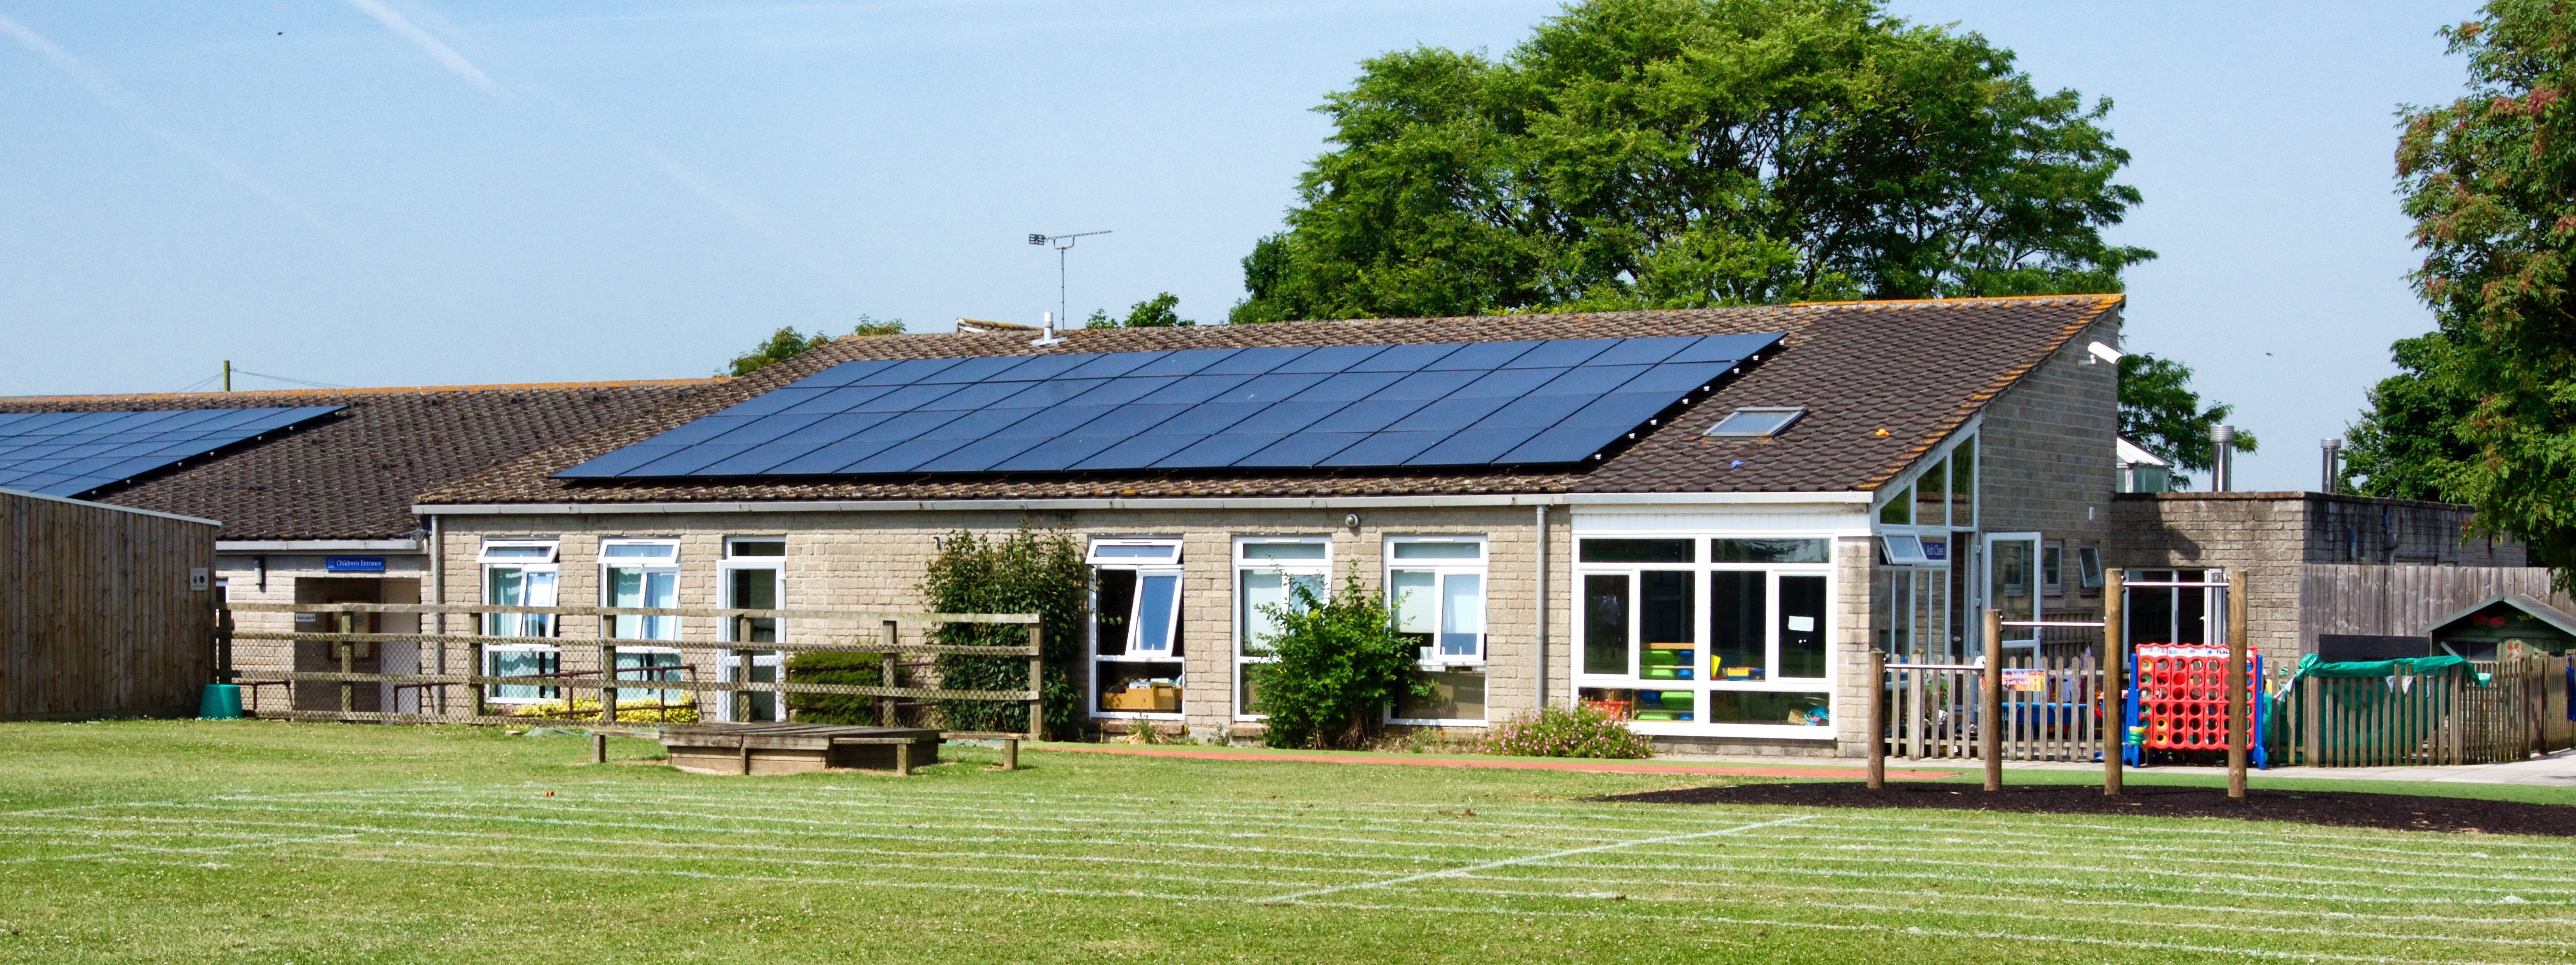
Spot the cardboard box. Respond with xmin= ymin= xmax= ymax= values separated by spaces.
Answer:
xmin=1102 ymin=682 xmax=1179 ymax=712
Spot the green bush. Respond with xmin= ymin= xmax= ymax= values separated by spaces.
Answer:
xmin=918 ymin=527 xmax=1088 ymax=738
xmin=1485 ymin=703 xmax=1654 ymax=759
xmin=782 ymin=651 xmax=884 ymax=725
xmin=1247 ymin=573 xmax=1428 ymax=750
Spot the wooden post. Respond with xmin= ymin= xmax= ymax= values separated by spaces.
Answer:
xmin=880 ymin=620 xmax=900 ymax=727
xmin=2102 ymin=568 xmax=2124 ymax=796
xmin=2318 ymin=674 xmax=2339 ymax=766
xmin=2226 ymin=570 xmax=2249 ymax=800
xmin=336 ymin=612 xmax=355 ymax=715
xmin=599 ymin=642 xmax=618 ymax=723
xmin=590 ymin=732 xmax=606 ymax=765
xmin=470 ymin=637 xmax=488 ymax=720
xmin=1002 ymin=737 xmax=1020 ymax=771
xmin=1982 ymin=608 xmax=2002 ymax=792
xmin=1867 ymin=650 xmax=1886 ymax=790
xmin=731 ymin=615 xmax=752 ymax=723
xmin=738 ymin=734 xmax=751 ymax=776
xmin=215 ymin=607 xmax=235 ymax=682
xmin=894 ymin=740 xmax=913 ymax=777
xmin=1027 ymin=624 xmax=1045 ymax=742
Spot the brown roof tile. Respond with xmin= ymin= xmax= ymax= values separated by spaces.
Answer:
xmin=419 ymin=295 xmax=2121 ymax=506
xmin=0 ymin=380 xmax=721 ymax=538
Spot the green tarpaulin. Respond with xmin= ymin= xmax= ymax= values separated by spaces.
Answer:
xmin=2286 ymin=653 xmax=2474 ymax=681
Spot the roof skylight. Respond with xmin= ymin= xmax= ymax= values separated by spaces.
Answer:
xmin=1702 ymin=406 xmax=1804 ymax=438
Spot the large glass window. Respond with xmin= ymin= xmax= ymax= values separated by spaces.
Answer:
xmin=1388 ymin=537 xmax=1488 ymax=724
xmin=1090 ymin=538 xmax=1184 ymax=718
xmin=1237 ymin=538 xmax=1328 ymax=719
xmin=601 ymin=539 xmax=682 ymax=705
xmin=477 ymin=540 xmax=558 ymax=703
xmin=1574 ymin=534 xmax=1836 ymax=735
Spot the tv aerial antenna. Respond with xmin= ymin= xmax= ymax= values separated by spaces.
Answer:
xmin=1027 ymin=230 xmax=1109 ymax=345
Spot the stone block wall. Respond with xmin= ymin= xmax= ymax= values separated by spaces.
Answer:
xmin=2107 ymin=491 xmax=2529 ymax=667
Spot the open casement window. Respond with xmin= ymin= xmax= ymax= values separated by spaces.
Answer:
xmin=2077 ymin=546 xmax=2105 ymax=590
xmin=1088 ymin=538 xmax=1184 ymax=718
xmin=1387 ymin=536 xmax=1488 ymax=725
xmin=717 ymin=537 xmax=786 ymax=721
xmin=1235 ymin=537 xmax=1328 ymax=720
xmin=477 ymin=540 xmax=559 ymax=702
xmin=600 ymin=539 xmax=683 ymax=705
xmin=1574 ymin=536 xmax=1834 ymax=735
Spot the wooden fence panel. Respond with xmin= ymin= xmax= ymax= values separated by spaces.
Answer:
xmin=1 ymin=490 xmax=217 ymax=720
xmin=2299 ymin=564 xmax=2575 ymax=653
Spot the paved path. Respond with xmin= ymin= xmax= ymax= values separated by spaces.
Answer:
xmin=1035 ymin=743 xmax=1958 ymax=780
xmin=1654 ymin=748 xmax=2576 ymax=787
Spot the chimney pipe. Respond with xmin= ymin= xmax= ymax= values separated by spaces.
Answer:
xmin=2209 ymin=424 xmax=2236 ymax=492
xmin=1031 ymin=310 xmax=1062 ymax=347
xmin=2320 ymin=438 xmax=2343 ymax=495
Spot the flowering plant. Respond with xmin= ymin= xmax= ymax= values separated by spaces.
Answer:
xmin=1485 ymin=702 xmax=1653 ymax=759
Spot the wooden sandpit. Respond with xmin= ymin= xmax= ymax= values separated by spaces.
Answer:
xmin=659 ymin=723 xmax=942 ymax=776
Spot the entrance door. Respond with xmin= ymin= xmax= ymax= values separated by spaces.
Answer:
xmin=1981 ymin=532 xmax=2041 ymax=660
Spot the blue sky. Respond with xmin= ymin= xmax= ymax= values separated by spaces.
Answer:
xmin=0 ymin=1 xmax=2477 ymax=490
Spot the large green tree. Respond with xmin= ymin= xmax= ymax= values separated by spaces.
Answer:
xmin=2392 ymin=0 xmax=2576 ymax=576
xmin=1231 ymin=0 xmax=2150 ymax=322
xmin=2341 ymin=334 xmax=2479 ymax=501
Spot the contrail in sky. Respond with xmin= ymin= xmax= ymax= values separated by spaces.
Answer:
xmin=339 ymin=0 xmax=507 ymax=96
xmin=341 ymin=0 xmax=848 ymax=285
xmin=0 ymin=13 xmax=333 ymax=231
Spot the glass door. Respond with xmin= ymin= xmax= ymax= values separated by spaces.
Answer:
xmin=720 ymin=538 xmax=785 ymax=722
xmin=1982 ymin=532 xmax=2041 ymax=660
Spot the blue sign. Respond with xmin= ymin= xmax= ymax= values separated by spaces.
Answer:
xmin=1921 ymin=540 xmax=1948 ymax=562
xmin=324 ymin=556 xmax=386 ymax=573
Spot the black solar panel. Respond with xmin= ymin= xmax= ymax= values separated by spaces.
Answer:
xmin=556 ymin=333 xmax=1782 ymax=480
xmin=0 ymin=406 xmax=343 ymax=498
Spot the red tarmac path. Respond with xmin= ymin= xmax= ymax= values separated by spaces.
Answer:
xmin=1035 ymin=743 xmax=1959 ymax=780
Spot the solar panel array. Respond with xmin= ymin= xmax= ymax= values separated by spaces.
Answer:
xmin=557 ymin=333 xmax=1784 ymax=480
xmin=0 ymin=406 xmax=344 ymax=498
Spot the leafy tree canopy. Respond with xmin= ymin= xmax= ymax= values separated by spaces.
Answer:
xmin=2119 ymin=352 xmax=2255 ymax=489
xmin=2342 ymin=334 xmax=2479 ymax=501
xmin=722 ymin=315 xmax=904 ymax=377
xmin=1086 ymin=292 xmax=1196 ymax=328
xmin=2392 ymin=0 xmax=2576 ymax=577
xmin=1231 ymin=0 xmax=2150 ymax=323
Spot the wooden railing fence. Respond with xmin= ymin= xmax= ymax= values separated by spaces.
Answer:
xmin=1880 ymin=658 xmax=2103 ymax=762
xmin=2268 ymin=655 xmax=2570 ymax=767
xmin=216 ymin=601 xmax=1044 ymax=740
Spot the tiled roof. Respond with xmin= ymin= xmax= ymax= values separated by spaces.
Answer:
xmin=0 ymin=380 xmax=721 ymax=538
xmin=420 ymin=295 xmax=2121 ymax=506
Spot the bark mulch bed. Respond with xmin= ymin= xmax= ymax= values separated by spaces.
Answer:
xmin=1598 ymin=781 xmax=2576 ymax=837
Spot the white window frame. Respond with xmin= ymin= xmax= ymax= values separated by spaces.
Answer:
xmin=716 ymin=536 xmax=787 ymax=722
xmin=1088 ymin=537 xmax=1186 ymax=721
xmin=1569 ymin=534 xmax=1838 ymax=739
xmin=1233 ymin=536 xmax=1331 ymax=722
xmin=599 ymin=537 xmax=684 ymax=705
xmin=1982 ymin=531 xmax=2043 ymax=656
xmin=1385 ymin=536 xmax=1489 ymax=726
xmin=476 ymin=538 xmax=560 ymax=705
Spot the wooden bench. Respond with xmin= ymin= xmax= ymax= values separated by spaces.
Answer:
xmin=658 ymin=723 xmax=943 ymax=776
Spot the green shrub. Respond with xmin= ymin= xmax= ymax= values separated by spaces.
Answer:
xmin=1485 ymin=703 xmax=1654 ymax=759
xmin=1247 ymin=573 xmax=1428 ymax=750
xmin=782 ymin=651 xmax=884 ymax=725
xmin=918 ymin=527 xmax=1088 ymax=738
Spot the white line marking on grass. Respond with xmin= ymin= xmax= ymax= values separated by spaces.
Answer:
xmin=1421 ymin=884 xmax=2576 ymax=949
xmin=1254 ymin=814 xmax=1816 ymax=904
xmin=1 ymin=832 xmax=362 ymax=864
xmin=1481 ymin=860 xmax=2543 ymax=906
xmin=19 ymin=808 xmax=1518 ymax=867
xmin=1286 ymin=898 xmax=2529 ymax=965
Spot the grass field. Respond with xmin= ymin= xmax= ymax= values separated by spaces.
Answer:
xmin=3 ymin=721 xmax=2574 ymax=963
